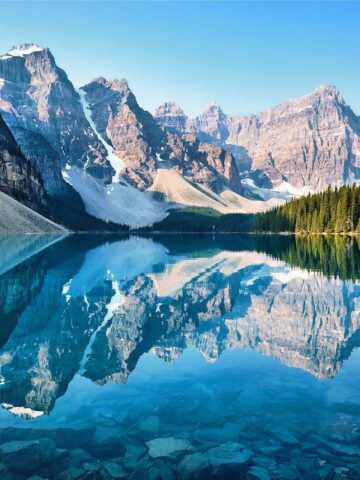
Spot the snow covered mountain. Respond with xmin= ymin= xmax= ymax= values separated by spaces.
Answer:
xmin=0 ymin=44 xmax=290 ymax=228
xmin=4 ymin=43 xmax=358 ymax=228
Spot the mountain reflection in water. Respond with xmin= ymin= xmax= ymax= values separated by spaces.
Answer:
xmin=0 ymin=234 xmax=360 ymax=479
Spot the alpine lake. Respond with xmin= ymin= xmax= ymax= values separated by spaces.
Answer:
xmin=0 ymin=233 xmax=360 ymax=479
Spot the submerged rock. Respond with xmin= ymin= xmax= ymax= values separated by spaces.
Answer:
xmin=146 ymin=437 xmax=192 ymax=458
xmin=265 ymin=426 xmax=299 ymax=445
xmin=319 ymin=414 xmax=360 ymax=443
xmin=0 ymin=438 xmax=56 ymax=472
xmin=178 ymin=445 xmax=253 ymax=479
xmin=268 ymin=463 xmax=300 ymax=480
xmin=54 ymin=467 xmax=86 ymax=480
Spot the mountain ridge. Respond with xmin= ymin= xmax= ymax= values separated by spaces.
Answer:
xmin=1 ymin=42 xmax=359 ymax=229
xmin=155 ymin=84 xmax=360 ymax=191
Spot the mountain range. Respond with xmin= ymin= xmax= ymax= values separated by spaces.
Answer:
xmin=0 ymin=44 xmax=360 ymax=230
xmin=154 ymin=86 xmax=360 ymax=191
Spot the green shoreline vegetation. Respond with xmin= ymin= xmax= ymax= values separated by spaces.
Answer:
xmin=253 ymin=185 xmax=360 ymax=234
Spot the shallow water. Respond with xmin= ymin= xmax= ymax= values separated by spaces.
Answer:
xmin=0 ymin=234 xmax=360 ymax=479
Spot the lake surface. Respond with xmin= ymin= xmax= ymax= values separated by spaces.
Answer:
xmin=0 ymin=234 xmax=360 ymax=479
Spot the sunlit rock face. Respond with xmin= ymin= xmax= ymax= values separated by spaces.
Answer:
xmin=154 ymin=102 xmax=188 ymax=133
xmin=1 ymin=236 xmax=360 ymax=415
xmin=155 ymin=85 xmax=360 ymax=190
xmin=82 ymin=78 xmax=241 ymax=194
xmin=0 ymin=44 xmax=111 ymax=195
xmin=0 ymin=44 xmax=243 ymax=220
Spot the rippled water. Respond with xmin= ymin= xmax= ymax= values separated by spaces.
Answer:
xmin=0 ymin=234 xmax=360 ymax=479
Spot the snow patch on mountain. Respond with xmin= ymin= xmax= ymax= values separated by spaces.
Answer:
xmin=241 ymin=178 xmax=310 ymax=202
xmin=0 ymin=44 xmax=44 ymax=60
xmin=63 ymin=165 xmax=169 ymax=227
xmin=77 ymin=88 xmax=123 ymax=183
xmin=274 ymin=182 xmax=312 ymax=196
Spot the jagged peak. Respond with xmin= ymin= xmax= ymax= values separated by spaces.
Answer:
xmin=85 ymin=76 xmax=130 ymax=92
xmin=290 ymin=84 xmax=344 ymax=106
xmin=201 ymin=101 xmax=225 ymax=116
xmin=312 ymin=84 xmax=340 ymax=95
xmin=307 ymin=84 xmax=345 ymax=103
xmin=154 ymin=101 xmax=185 ymax=117
xmin=0 ymin=43 xmax=45 ymax=60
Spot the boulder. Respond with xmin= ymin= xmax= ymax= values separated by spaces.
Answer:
xmin=146 ymin=437 xmax=192 ymax=459
xmin=0 ymin=438 xmax=56 ymax=473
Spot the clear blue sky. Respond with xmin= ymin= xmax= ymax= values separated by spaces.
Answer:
xmin=0 ymin=1 xmax=359 ymax=117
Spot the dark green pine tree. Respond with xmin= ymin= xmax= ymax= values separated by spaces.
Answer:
xmin=252 ymin=184 xmax=360 ymax=235
xmin=334 ymin=187 xmax=348 ymax=233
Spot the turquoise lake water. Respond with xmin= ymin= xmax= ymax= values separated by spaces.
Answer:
xmin=0 ymin=234 xmax=359 ymax=479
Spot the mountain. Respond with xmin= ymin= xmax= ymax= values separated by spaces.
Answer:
xmin=80 ymin=77 xmax=241 ymax=193
xmin=3 ymin=43 xmax=358 ymax=228
xmin=0 ymin=112 xmax=47 ymax=212
xmin=79 ymin=77 xmax=283 ymax=217
xmin=0 ymin=44 xmax=111 ymax=194
xmin=0 ymin=191 xmax=65 ymax=233
xmin=0 ymin=110 xmax=113 ymax=232
xmin=155 ymin=85 xmax=360 ymax=191
xmin=1 ymin=44 xmax=273 ymax=226
xmin=0 ymin=111 xmax=65 ymax=232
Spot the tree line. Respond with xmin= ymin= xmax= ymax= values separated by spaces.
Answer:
xmin=253 ymin=185 xmax=360 ymax=234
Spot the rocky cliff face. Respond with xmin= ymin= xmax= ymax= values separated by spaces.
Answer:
xmin=0 ymin=45 xmax=245 ymax=225
xmin=155 ymin=86 xmax=360 ymax=191
xmin=0 ymin=44 xmax=112 ymax=196
xmin=0 ymin=113 xmax=46 ymax=213
xmin=154 ymin=102 xmax=188 ymax=133
xmin=81 ymin=78 xmax=242 ymax=194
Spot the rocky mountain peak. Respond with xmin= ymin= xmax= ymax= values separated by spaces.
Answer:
xmin=0 ymin=44 xmax=45 ymax=60
xmin=202 ymin=101 xmax=224 ymax=115
xmin=0 ymin=44 xmax=113 ymax=195
xmin=271 ymin=84 xmax=346 ymax=117
xmin=312 ymin=84 xmax=342 ymax=99
xmin=153 ymin=101 xmax=188 ymax=134
xmin=190 ymin=101 xmax=229 ymax=144
xmin=155 ymin=84 xmax=360 ymax=191
xmin=91 ymin=76 xmax=129 ymax=92
xmin=154 ymin=102 xmax=185 ymax=117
